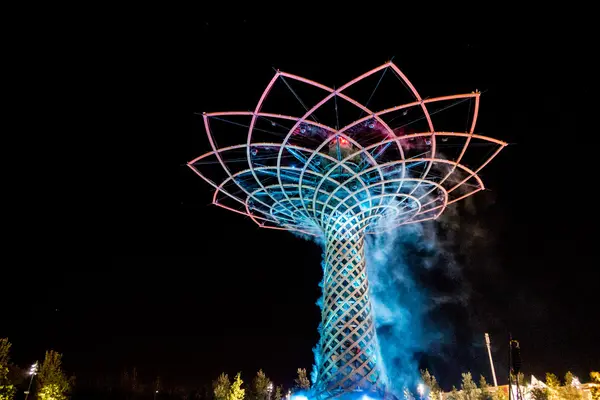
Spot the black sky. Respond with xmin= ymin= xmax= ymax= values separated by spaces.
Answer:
xmin=4 ymin=8 xmax=598 ymax=392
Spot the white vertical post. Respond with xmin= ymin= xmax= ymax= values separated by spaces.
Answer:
xmin=485 ymin=333 xmax=498 ymax=387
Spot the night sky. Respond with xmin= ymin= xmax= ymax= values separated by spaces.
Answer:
xmin=4 ymin=10 xmax=598 ymax=393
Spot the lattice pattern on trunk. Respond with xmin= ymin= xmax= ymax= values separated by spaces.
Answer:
xmin=316 ymin=223 xmax=381 ymax=393
xmin=187 ymin=62 xmax=506 ymax=399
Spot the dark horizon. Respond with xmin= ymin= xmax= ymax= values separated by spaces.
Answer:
xmin=3 ymin=10 xmax=598 ymax=395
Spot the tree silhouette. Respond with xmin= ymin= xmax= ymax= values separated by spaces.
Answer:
xmin=421 ymin=369 xmax=441 ymax=400
xmin=0 ymin=338 xmax=16 ymax=400
xmin=294 ymin=369 xmax=310 ymax=390
xmin=590 ymin=372 xmax=600 ymax=400
xmin=214 ymin=373 xmax=231 ymax=400
xmin=252 ymin=370 xmax=271 ymax=400
xmin=479 ymin=375 xmax=493 ymax=400
xmin=37 ymin=350 xmax=72 ymax=400
xmin=228 ymin=373 xmax=245 ymax=400
xmin=461 ymin=372 xmax=478 ymax=400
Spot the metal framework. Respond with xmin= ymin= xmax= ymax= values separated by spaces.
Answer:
xmin=188 ymin=62 xmax=506 ymax=399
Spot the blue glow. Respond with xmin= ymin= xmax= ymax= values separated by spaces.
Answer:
xmin=291 ymin=395 xmax=309 ymax=400
xmin=301 ymin=209 xmax=448 ymax=396
xmin=190 ymin=61 xmax=505 ymax=400
xmin=289 ymin=390 xmax=386 ymax=400
xmin=365 ymin=221 xmax=445 ymax=396
xmin=310 ymin=260 xmax=327 ymax=385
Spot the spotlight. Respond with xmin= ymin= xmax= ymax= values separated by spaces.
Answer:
xmin=29 ymin=362 xmax=38 ymax=376
xmin=418 ymin=383 xmax=425 ymax=398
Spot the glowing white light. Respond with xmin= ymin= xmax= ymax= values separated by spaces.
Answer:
xmin=29 ymin=362 xmax=38 ymax=376
xmin=417 ymin=383 xmax=425 ymax=397
xmin=268 ymin=383 xmax=274 ymax=392
xmin=291 ymin=395 xmax=308 ymax=400
xmin=361 ymin=395 xmax=375 ymax=400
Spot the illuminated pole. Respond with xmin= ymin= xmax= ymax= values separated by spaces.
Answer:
xmin=510 ymin=339 xmax=522 ymax=400
xmin=24 ymin=361 xmax=38 ymax=400
xmin=485 ymin=333 xmax=498 ymax=387
xmin=508 ymin=334 xmax=512 ymax=400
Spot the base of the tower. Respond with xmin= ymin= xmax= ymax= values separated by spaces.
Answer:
xmin=293 ymin=388 xmax=399 ymax=400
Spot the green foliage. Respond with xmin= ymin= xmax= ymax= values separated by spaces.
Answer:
xmin=274 ymin=386 xmax=283 ymax=400
xmin=252 ymin=370 xmax=271 ymax=400
xmin=0 ymin=339 xmax=10 ymax=367
xmin=38 ymin=383 xmax=67 ymax=400
xmin=590 ymin=372 xmax=600 ymax=400
xmin=228 ymin=373 xmax=245 ymax=400
xmin=479 ymin=375 xmax=493 ymax=400
xmin=545 ymin=373 xmax=560 ymax=390
xmin=421 ymin=369 xmax=441 ymax=400
xmin=448 ymin=386 xmax=461 ymax=400
xmin=544 ymin=373 xmax=561 ymax=400
xmin=461 ymin=372 xmax=478 ymax=400
xmin=294 ymin=369 xmax=310 ymax=390
xmin=493 ymin=388 xmax=507 ymax=400
xmin=0 ymin=339 xmax=15 ymax=400
xmin=558 ymin=372 xmax=582 ymax=400
xmin=0 ymin=366 xmax=17 ymax=400
xmin=214 ymin=373 xmax=231 ymax=400
xmin=530 ymin=387 xmax=550 ymax=400
xmin=565 ymin=372 xmax=575 ymax=386
xmin=38 ymin=351 xmax=72 ymax=400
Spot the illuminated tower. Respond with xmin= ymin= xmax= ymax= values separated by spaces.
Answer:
xmin=188 ymin=62 xmax=506 ymax=399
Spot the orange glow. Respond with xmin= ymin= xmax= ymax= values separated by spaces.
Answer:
xmin=338 ymin=137 xmax=349 ymax=146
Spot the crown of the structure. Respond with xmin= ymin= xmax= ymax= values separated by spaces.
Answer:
xmin=188 ymin=62 xmax=506 ymax=236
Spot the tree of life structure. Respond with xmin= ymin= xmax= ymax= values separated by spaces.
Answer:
xmin=188 ymin=62 xmax=506 ymax=399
